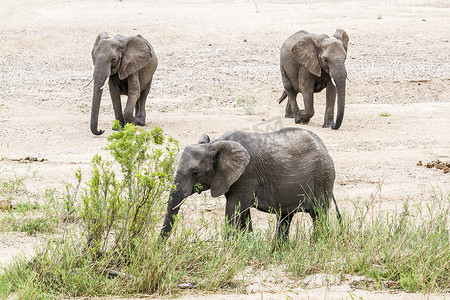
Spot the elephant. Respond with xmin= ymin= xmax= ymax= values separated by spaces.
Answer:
xmin=160 ymin=127 xmax=341 ymax=241
xmin=90 ymin=32 xmax=158 ymax=135
xmin=278 ymin=29 xmax=349 ymax=130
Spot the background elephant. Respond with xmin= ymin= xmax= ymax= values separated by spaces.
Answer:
xmin=90 ymin=32 xmax=158 ymax=135
xmin=278 ymin=29 xmax=349 ymax=130
xmin=161 ymin=128 xmax=341 ymax=240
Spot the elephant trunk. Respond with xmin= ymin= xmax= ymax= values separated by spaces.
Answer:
xmin=160 ymin=174 xmax=194 ymax=239
xmin=90 ymin=66 xmax=110 ymax=135
xmin=90 ymin=83 xmax=104 ymax=135
xmin=331 ymin=66 xmax=347 ymax=130
xmin=160 ymin=191 xmax=182 ymax=239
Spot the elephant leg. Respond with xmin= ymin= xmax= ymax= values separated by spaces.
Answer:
xmin=135 ymin=81 xmax=151 ymax=126
xmin=308 ymin=204 xmax=329 ymax=242
xmin=123 ymin=73 xmax=140 ymax=125
xmin=225 ymin=204 xmax=252 ymax=232
xmin=286 ymin=90 xmax=302 ymax=123
xmin=280 ymin=67 xmax=298 ymax=120
xmin=275 ymin=213 xmax=293 ymax=241
xmin=299 ymin=90 xmax=315 ymax=124
xmin=238 ymin=208 xmax=253 ymax=231
xmin=225 ymin=191 xmax=253 ymax=232
xmin=323 ymin=84 xmax=336 ymax=128
xmin=109 ymin=81 xmax=124 ymax=127
xmin=309 ymin=209 xmax=319 ymax=229
xmin=284 ymin=101 xmax=294 ymax=118
xmin=308 ymin=195 xmax=329 ymax=227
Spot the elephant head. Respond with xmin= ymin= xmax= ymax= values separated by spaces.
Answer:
xmin=292 ymin=29 xmax=349 ymax=130
xmin=160 ymin=136 xmax=250 ymax=238
xmin=90 ymin=32 xmax=153 ymax=135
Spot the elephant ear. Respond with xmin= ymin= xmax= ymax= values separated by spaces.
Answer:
xmin=91 ymin=32 xmax=109 ymax=65
xmin=209 ymin=140 xmax=250 ymax=198
xmin=198 ymin=134 xmax=210 ymax=144
xmin=118 ymin=35 xmax=153 ymax=80
xmin=333 ymin=29 xmax=349 ymax=52
xmin=291 ymin=35 xmax=321 ymax=78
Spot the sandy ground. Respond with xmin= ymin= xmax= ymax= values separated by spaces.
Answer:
xmin=0 ymin=0 xmax=449 ymax=299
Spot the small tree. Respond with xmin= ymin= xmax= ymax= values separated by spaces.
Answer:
xmin=81 ymin=123 xmax=179 ymax=258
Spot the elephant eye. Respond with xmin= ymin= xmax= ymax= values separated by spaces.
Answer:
xmin=192 ymin=169 xmax=198 ymax=176
xmin=111 ymin=56 xmax=116 ymax=62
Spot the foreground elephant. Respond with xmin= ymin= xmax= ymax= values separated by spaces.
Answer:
xmin=278 ymin=29 xmax=349 ymax=130
xmin=90 ymin=32 xmax=158 ymax=135
xmin=161 ymin=128 xmax=340 ymax=240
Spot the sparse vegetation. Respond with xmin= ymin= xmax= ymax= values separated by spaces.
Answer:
xmin=236 ymin=96 xmax=256 ymax=115
xmin=0 ymin=173 xmax=26 ymax=209
xmin=379 ymin=112 xmax=391 ymax=117
xmin=0 ymin=174 xmax=65 ymax=235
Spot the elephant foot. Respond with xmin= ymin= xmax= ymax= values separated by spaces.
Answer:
xmin=285 ymin=113 xmax=294 ymax=119
xmin=136 ymin=119 xmax=145 ymax=126
xmin=294 ymin=117 xmax=309 ymax=125
xmin=298 ymin=110 xmax=313 ymax=124
xmin=322 ymin=122 xmax=335 ymax=128
xmin=295 ymin=116 xmax=310 ymax=124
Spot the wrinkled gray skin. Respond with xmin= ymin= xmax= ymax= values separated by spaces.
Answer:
xmin=90 ymin=32 xmax=158 ymax=135
xmin=278 ymin=29 xmax=349 ymax=130
xmin=161 ymin=128 xmax=340 ymax=241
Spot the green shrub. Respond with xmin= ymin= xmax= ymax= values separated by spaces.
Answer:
xmin=81 ymin=122 xmax=179 ymax=258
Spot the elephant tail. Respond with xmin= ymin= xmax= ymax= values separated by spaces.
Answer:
xmin=277 ymin=91 xmax=287 ymax=104
xmin=332 ymin=194 xmax=342 ymax=223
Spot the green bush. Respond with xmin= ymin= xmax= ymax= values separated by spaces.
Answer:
xmin=81 ymin=123 xmax=179 ymax=258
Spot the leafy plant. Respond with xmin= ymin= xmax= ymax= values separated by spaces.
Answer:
xmin=379 ymin=112 xmax=391 ymax=117
xmin=236 ymin=96 xmax=256 ymax=115
xmin=81 ymin=122 xmax=179 ymax=257
xmin=193 ymin=182 xmax=203 ymax=193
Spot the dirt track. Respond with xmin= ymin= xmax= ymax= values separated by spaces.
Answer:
xmin=0 ymin=0 xmax=449 ymax=298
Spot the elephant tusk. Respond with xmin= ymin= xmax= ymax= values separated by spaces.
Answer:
xmin=331 ymin=77 xmax=337 ymax=87
xmin=172 ymin=198 xmax=187 ymax=210
xmin=100 ymin=77 xmax=109 ymax=90
xmin=83 ymin=78 xmax=94 ymax=88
